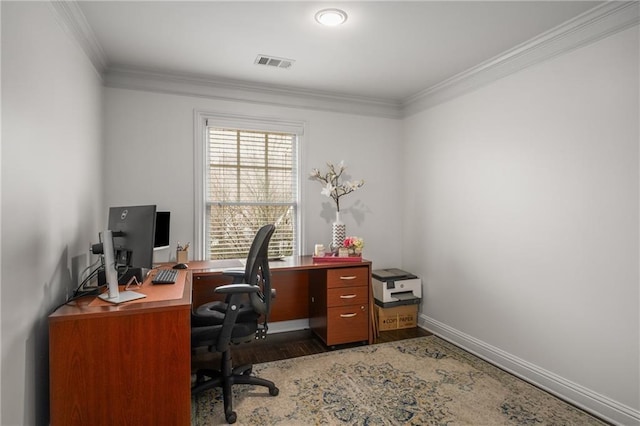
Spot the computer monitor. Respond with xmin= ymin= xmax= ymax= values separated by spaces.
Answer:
xmin=108 ymin=205 xmax=157 ymax=270
xmin=154 ymin=211 xmax=171 ymax=250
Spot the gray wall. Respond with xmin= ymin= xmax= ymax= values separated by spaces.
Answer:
xmin=103 ymin=88 xmax=404 ymax=268
xmin=403 ymin=26 xmax=639 ymax=425
xmin=1 ymin=2 xmax=104 ymax=425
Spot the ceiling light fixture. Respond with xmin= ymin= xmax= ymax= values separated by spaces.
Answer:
xmin=315 ymin=8 xmax=347 ymax=26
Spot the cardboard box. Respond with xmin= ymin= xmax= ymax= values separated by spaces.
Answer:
xmin=376 ymin=304 xmax=418 ymax=331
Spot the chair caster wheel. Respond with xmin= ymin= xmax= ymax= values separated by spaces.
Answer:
xmin=269 ymin=386 xmax=279 ymax=396
xmin=226 ymin=411 xmax=237 ymax=424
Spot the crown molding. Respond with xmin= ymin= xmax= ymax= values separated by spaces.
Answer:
xmin=401 ymin=1 xmax=640 ymax=117
xmin=53 ymin=0 xmax=637 ymax=119
xmin=49 ymin=0 xmax=107 ymax=76
xmin=104 ymin=67 xmax=403 ymax=119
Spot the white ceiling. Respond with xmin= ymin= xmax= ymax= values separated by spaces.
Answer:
xmin=78 ymin=1 xmax=601 ymax=103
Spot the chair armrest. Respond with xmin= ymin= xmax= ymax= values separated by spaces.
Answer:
xmin=214 ymin=283 xmax=259 ymax=294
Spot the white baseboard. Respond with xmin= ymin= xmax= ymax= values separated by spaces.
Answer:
xmin=418 ymin=314 xmax=640 ymax=426
xmin=268 ymin=319 xmax=309 ymax=334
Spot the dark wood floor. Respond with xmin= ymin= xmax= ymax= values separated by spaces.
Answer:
xmin=192 ymin=327 xmax=432 ymax=371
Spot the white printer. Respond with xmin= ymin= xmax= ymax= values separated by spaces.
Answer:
xmin=372 ymin=268 xmax=421 ymax=308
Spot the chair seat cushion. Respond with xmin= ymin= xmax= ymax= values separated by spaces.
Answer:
xmin=191 ymin=320 xmax=259 ymax=348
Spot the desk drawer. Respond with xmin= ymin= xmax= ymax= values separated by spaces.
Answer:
xmin=327 ymin=285 xmax=368 ymax=308
xmin=326 ymin=304 xmax=369 ymax=345
xmin=327 ymin=267 xmax=369 ymax=289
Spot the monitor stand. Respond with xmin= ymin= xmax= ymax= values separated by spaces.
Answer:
xmin=100 ymin=229 xmax=147 ymax=304
xmin=99 ymin=290 xmax=146 ymax=304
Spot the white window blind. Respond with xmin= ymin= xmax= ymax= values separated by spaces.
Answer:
xmin=206 ymin=127 xmax=297 ymax=260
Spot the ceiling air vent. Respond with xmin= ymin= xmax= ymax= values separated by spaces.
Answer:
xmin=255 ymin=54 xmax=295 ymax=70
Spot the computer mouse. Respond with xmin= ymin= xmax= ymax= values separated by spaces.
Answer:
xmin=172 ymin=263 xmax=188 ymax=269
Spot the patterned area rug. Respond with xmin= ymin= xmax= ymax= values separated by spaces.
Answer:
xmin=192 ymin=335 xmax=607 ymax=425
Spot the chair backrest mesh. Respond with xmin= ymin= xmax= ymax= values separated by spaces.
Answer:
xmin=245 ymin=224 xmax=275 ymax=316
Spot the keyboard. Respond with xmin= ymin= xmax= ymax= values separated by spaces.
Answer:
xmin=152 ymin=269 xmax=178 ymax=284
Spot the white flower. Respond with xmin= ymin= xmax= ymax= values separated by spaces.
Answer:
xmin=345 ymin=180 xmax=363 ymax=191
xmin=321 ymin=182 xmax=335 ymax=198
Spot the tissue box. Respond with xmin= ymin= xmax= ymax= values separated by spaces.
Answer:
xmin=375 ymin=304 xmax=418 ymax=331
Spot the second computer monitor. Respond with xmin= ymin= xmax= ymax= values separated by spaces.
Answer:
xmin=154 ymin=211 xmax=171 ymax=250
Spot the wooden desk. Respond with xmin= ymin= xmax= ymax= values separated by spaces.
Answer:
xmin=48 ymin=271 xmax=192 ymax=425
xmin=49 ymin=256 xmax=373 ymax=425
xmin=188 ymin=256 xmax=375 ymax=346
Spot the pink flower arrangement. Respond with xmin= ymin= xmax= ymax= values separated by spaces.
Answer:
xmin=343 ymin=236 xmax=364 ymax=250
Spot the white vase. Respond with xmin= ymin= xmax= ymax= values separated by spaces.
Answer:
xmin=331 ymin=211 xmax=346 ymax=253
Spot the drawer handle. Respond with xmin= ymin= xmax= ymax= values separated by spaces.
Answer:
xmin=339 ymin=275 xmax=357 ymax=280
xmin=340 ymin=313 xmax=357 ymax=318
xmin=340 ymin=294 xmax=357 ymax=299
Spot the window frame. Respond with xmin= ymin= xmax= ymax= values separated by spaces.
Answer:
xmin=194 ymin=111 xmax=305 ymax=260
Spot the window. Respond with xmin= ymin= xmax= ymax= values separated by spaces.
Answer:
xmin=195 ymin=113 xmax=302 ymax=260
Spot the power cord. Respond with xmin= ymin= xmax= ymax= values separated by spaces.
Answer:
xmin=51 ymin=258 xmax=106 ymax=314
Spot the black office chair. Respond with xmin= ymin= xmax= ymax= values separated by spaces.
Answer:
xmin=191 ymin=224 xmax=279 ymax=424
xmin=192 ymin=223 xmax=275 ymax=324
